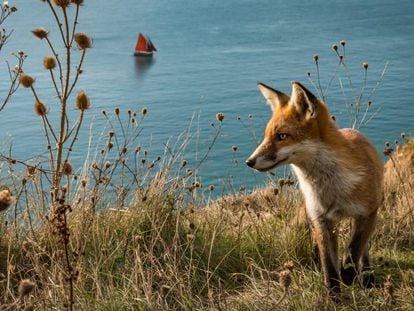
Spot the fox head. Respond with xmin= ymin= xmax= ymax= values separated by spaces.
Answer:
xmin=246 ymin=81 xmax=333 ymax=171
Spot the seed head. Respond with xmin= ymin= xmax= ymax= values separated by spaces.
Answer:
xmin=81 ymin=179 xmax=87 ymax=187
xmin=232 ymin=145 xmax=238 ymax=152
xmin=363 ymin=62 xmax=369 ymax=70
xmin=0 ymin=189 xmax=13 ymax=212
xmin=181 ymin=160 xmax=187 ymax=168
xmin=331 ymin=44 xmax=338 ymax=52
xmin=313 ymin=54 xmax=319 ymax=62
xmin=279 ymin=270 xmax=292 ymax=292
xmin=53 ymin=0 xmax=71 ymax=8
xmin=72 ymin=0 xmax=84 ymax=5
xmin=339 ymin=55 xmax=344 ymax=62
xmin=340 ymin=40 xmax=346 ymax=46
xmin=19 ymin=74 xmax=35 ymax=88
xmin=91 ymin=160 xmax=98 ymax=169
xmin=62 ymin=161 xmax=73 ymax=175
xmin=18 ymin=279 xmax=35 ymax=299
xmin=76 ymin=90 xmax=90 ymax=111
xmin=34 ymin=100 xmax=48 ymax=116
xmin=43 ymin=55 xmax=56 ymax=70
xmin=114 ymin=107 xmax=120 ymax=115
xmin=141 ymin=107 xmax=148 ymax=115
xmin=216 ymin=112 xmax=224 ymax=122
xmin=209 ymin=184 xmax=215 ymax=191
xmin=104 ymin=161 xmax=111 ymax=169
xmin=283 ymin=260 xmax=295 ymax=271
xmin=74 ymin=32 xmax=92 ymax=49
xmin=401 ymin=132 xmax=406 ymax=140
xmin=31 ymin=27 xmax=49 ymax=40
xmin=107 ymin=142 xmax=114 ymax=150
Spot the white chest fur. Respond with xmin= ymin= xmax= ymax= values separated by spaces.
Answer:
xmin=290 ymin=144 xmax=365 ymax=222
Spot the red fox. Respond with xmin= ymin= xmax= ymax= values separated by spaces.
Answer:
xmin=246 ymin=81 xmax=383 ymax=294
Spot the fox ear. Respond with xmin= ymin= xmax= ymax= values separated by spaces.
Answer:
xmin=257 ymin=82 xmax=290 ymax=112
xmin=290 ymin=81 xmax=318 ymax=119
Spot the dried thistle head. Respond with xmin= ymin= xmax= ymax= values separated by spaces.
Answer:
xmin=19 ymin=74 xmax=35 ymax=88
xmin=279 ymin=270 xmax=292 ymax=292
xmin=34 ymin=100 xmax=48 ymax=116
xmin=76 ymin=90 xmax=90 ymax=111
xmin=0 ymin=189 xmax=13 ymax=212
xmin=74 ymin=32 xmax=92 ymax=49
xmin=62 ymin=161 xmax=73 ymax=175
xmin=232 ymin=145 xmax=238 ymax=152
xmin=331 ymin=44 xmax=338 ymax=52
xmin=283 ymin=260 xmax=295 ymax=271
xmin=31 ymin=27 xmax=49 ymax=40
xmin=216 ymin=112 xmax=224 ymax=122
xmin=363 ymin=62 xmax=369 ymax=70
xmin=43 ymin=55 xmax=56 ymax=70
xmin=53 ymin=0 xmax=71 ymax=8
xmin=72 ymin=0 xmax=84 ymax=5
xmin=209 ymin=184 xmax=215 ymax=191
xmin=340 ymin=40 xmax=346 ymax=46
xmin=18 ymin=279 xmax=35 ymax=299
xmin=313 ymin=54 xmax=319 ymax=62
xmin=141 ymin=107 xmax=148 ymax=116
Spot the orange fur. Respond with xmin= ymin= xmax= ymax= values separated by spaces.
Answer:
xmin=246 ymin=81 xmax=383 ymax=295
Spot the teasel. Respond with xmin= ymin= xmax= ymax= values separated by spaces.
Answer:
xmin=74 ymin=32 xmax=92 ymax=49
xmin=18 ymin=279 xmax=35 ymax=299
xmin=0 ymin=189 xmax=13 ymax=212
xmin=19 ymin=74 xmax=35 ymax=88
xmin=31 ymin=27 xmax=49 ymax=40
xmin=216 ymin=112 xmax=224 ymax=122
xmin=76 ymin=90 xmax=90 ymax=111
xmin=43 ymin=55 xmax=56 ymax=70
xmin=52 ymin=0 xmax=71 ymax=8
xmin=34 ymin=100 xmax=48 ymax=116
xmin=62 ymin=161 xmax=73 ymax=176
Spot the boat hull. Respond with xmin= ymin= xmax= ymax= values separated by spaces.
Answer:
xmin=134 ymin=51 xmax=154 ymax=57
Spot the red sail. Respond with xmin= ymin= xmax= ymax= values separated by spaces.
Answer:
xmin=135 ymin=33 xmax=149 ymax=52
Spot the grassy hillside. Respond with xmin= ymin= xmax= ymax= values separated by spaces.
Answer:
xmin=0 ymin=139 xmax=412 ymax=310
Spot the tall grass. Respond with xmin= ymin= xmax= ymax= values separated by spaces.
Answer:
xmin=0 ymin=1 xmax=413 ymax=310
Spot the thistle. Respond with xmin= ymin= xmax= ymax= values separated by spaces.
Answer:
xmin=74 ymin=32 xmax=92 ymax=49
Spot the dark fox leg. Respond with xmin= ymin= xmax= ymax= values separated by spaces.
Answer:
xmin=312 ymin=219 xmax=340 ymax=294
xmin=360 ymin=247 xmax=375 ymax=288
xmin=341 ymin=212 xmax=377 ymax=286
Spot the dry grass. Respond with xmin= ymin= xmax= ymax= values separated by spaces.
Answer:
xmin=0 ymin=140 xmax=412 ymax=310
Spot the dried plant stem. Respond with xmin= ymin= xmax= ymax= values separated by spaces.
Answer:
xmin=0 ymin=55 xmax=25 ymax=112
xmin=45 ymin=37 xmax=64 ymax=93
xmin=45 ymin=0 xmax=66 ymax=45
xmin=54 ymin=6 xmax=71 ymax=200
xmin=65 ymin=111 xmax=85 ymax=162
xmin=352 ymin=68 xmax=368 ymax=129
xmin=67 ymin=49 xmax=85 ymax=97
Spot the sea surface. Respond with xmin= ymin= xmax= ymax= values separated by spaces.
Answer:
xmin=0 ymin=0 xmax=413 ymax=192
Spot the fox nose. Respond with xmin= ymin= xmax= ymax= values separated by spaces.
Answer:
xmin=245 ymin=158 xmax=256 ymax=168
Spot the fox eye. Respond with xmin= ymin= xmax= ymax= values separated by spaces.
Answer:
xmin=276 ymin=133 xmax=288 ymax=141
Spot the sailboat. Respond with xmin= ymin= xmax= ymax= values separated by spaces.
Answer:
xmin=134 ymin=33 xmax=157 ymax=57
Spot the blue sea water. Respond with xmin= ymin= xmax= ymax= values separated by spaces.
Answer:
xmin=0 ymin=0 xmax=413 ymax=191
